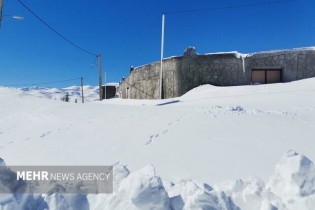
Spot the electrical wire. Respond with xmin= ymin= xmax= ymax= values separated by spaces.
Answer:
xmin=16 ymin=0 xmax=98 ymax=57
xmin=122 ymin=78 xmax=155 ymax=99
xmin=4 ymin=0 xmax=9 ymax=8
xmin=165 ymin=0 xmax=305 ymax=14
xmin=83 ymin=57 xmax=98 ymax=79
xmin=3 ymin=1 xmax=99 ymax=88
xmin=118 ymin=16 xmax=161 ymax=99
xmin=3 ymin=57 xmax=98 ymax=88
xmin=4 ymin=77 xmax=81 ymax=87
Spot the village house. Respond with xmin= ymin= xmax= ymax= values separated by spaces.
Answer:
xmin=118 ymin=47 xmax=315 ymax=99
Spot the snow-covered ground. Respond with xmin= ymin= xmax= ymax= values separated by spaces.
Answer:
xmin=0 ymin=78 xmax=315 ymax=209
xmin=19 ymin=85 xmax=100 ymax=102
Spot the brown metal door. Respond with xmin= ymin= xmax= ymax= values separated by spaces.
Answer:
xmin=266 ymin=70 xmax=281 ymax=84
xmin=251 ymin=70 xmax=266 ymax=84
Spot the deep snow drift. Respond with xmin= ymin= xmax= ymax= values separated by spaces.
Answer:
xmin=1 ymin=151 xmax=315 ymax=209
xmin=0 ymin=78 xmax=315 ymax=209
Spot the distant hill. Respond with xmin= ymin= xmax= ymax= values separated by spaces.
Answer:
xmin=19 ymin=85 xmax=100 ymax=102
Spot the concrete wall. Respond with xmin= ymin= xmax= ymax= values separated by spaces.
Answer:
xmin=119 ymin=48 xmax=315 ymax=99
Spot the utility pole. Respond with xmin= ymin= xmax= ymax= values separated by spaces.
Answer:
xmin=80 ymin=77 xmax=84 ymax=103
xmin=98 ymin=54 xmax=103 ymax=101
xmin=0 ymin=0 xmax=3 ymax=28
xmin=159 ymin=14 xmax=165 ymax=99
xmin=104 ymin=71 xmax=107 ymax=100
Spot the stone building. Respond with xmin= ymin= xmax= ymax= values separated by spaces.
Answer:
xmin=118 ymin=47 xmax=315 ymax=99
xmin=102 ymin=83 xmax=118 ymax=99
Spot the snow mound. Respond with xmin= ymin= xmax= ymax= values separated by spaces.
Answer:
xmin=112 ymin=163 xmax=130 ymax=192
xmin=214 ymin=150 xmax=315 ymax=210
xmin=170 ymin=180 xmax=239 ymax=210
xmin=181 ymin=84 xmax=217 ymax=98
xmin=2 ymin=151 xmax=315 ymax=209
xmin=45 ymin=193 xmax=70 ymax=210
xmin=267 ymin=150 xmax=315 ymax=198
xmin=106 ymin=164 xmax=170 ymax=210
xmin=0 ymin=158 xmax=5 ymax=167
xmin=214 ymin=177 xmax=280 ymax=210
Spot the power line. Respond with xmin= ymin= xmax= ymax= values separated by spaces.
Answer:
xmin=3 ymin=56 xmax=97 ymax=88
xmin=83 ymin=57 xmax=98 ymax=79
xmin=5 ymin=77 xmax=80 ymax=87
xmin=5 ymin=0 xmax=8 ymax=7
xmin=122 ymin=78 xmax=155 ymax=99
xmin=3 ymin=0 xmax=9 ymax=8
xmin=11 ymin=0 xmax=99 ymax=90
xmin=16 ymin=0 xmax=98 ymax=57
xmin=165 ymin=0 xmax=305 ymax=14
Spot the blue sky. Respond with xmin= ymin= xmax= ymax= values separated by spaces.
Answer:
xmin=0 ymin=0 xmax=314 ymax=87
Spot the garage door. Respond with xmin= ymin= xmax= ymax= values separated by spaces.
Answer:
xmin=266 ymin=70 xmax=282 ymax=84
xmin=251 ymin=70 xmax=266 ymax=84
xmin=251 ymin=69 xmax=282 ymax=84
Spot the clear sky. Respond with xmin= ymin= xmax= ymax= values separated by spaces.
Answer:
xmin=0 ymin=0 xmax=314 ymax=87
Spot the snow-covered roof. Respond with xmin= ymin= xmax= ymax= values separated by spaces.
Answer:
xmin=250 ymin=46 xmax=315 ymax=55
xmin=200 ymin=46 xmax=315 ymax=58
xmin=204 ymin=51 xmax=249 ymax=58
xmin=104 ymin=82 xmax=119 ymax=87
xmin=132 ymin=46 xmax=315 ymax=70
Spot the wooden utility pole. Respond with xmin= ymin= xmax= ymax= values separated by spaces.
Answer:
xmin=80 ymin=77 xmax=84 ymax=103
xmin=98 ymin=54 xmax=103 ymax=101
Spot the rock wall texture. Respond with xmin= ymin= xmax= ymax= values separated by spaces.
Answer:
xmin=118 ymin=48 xmax=315 ymax=99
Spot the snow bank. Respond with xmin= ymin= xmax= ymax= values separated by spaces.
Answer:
xmin=267 ymin=150 xmax=315 ymax=198
xmin=106 ymin=164 xmax=170 ymax=210
xmin=166 ymin=180 xmax=239 ymax=210
xmin=214 ymin=177 xmax=281 ymax=210
xmin=267 ymin=150 xmax=315 ymax=210
xmin=0 ymin=162 xmax=240 ymax=210
xmin=214 ymin=150 xmax=315 ymax=210
xmin=0 ymin=158 xmax=5 ymax=167
xmin=1 ymin=150 xmax=315 ymax=209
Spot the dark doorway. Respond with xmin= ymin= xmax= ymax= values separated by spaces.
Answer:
xmin=102 ymin=85 xmax=117 ymax=99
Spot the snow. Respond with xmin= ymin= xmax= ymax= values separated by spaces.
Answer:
xmin=204 ymin=51 xmax=249 ymax=59
xmin=105 ymin=164 xmax=170 ymax=210
xmin=203 ymin=46 xmax=315 ymax=60
xmin=130 ymin=46 xmax=315 ymax=75
xmin=0 ymin=77 xmax=315 ymax=209
xmin=104 ymin=83 xmax=119 ymax=87
xmin=17 ymin=85 xmax=99 ymax=102
xmin=250 ymin=46 xmax=315 ymax=55
xmin=214 ymin=150 xmax=315 ymax=210
xmin=165 ymin=180 xmax=240 ymax=210
xmin=267 ymin=150 xmax=315 ymax=198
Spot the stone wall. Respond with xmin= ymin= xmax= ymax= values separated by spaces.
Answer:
xmin=119 ymin=54 xmax=247 ymax=99
xmin=248 ymin=49 xmax=315 ymax=82
xmin=177 ymin=53 xmax=248 ymax=96
xmin=119 ymin=48 xmax=315 ymax=99
xmin=119 ymin=63 xmax=158 ymax=99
